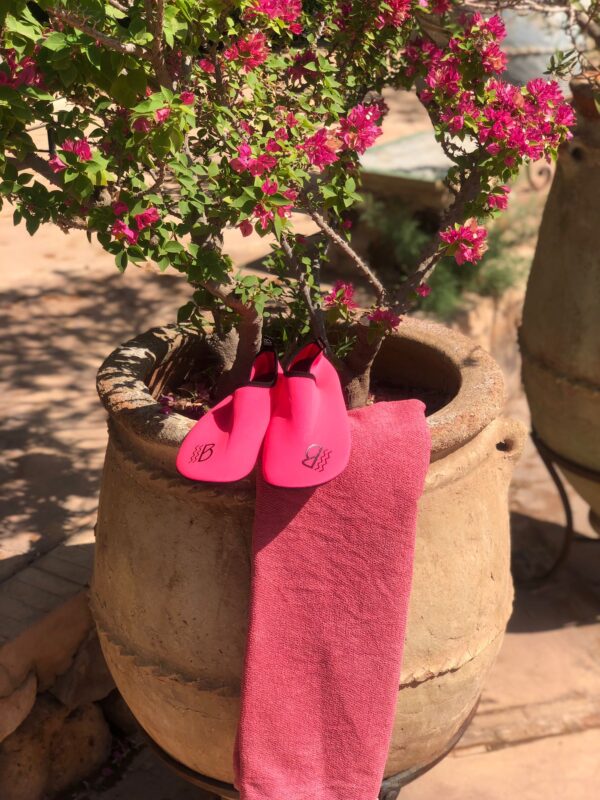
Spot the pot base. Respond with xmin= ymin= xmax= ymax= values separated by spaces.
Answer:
xmin=142 ymin=700 xmax=479 ymax=800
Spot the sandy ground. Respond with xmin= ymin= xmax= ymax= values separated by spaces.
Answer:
xmin=2 ymin=89 xmax=600 ymax=798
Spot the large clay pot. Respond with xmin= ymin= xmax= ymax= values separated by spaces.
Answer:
xmin=92 ymin=318 xmax=524 ymax=792
xmin=520 ymin=78 xmax=600 ymax=531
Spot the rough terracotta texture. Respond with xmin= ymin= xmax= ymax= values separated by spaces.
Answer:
xmin=0 ymin=592 xmax=93 ymax=720
xmin=0 ymin=671 xmax=37 ymax=742
xmin=0 ymin=694 xmax=112 ymax=800
xmin=91 ymin=318 xmax=525 ymax=786
xmin=520 ymin=84 xmax=600 ymax=524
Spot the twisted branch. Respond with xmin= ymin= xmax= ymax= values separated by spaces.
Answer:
xmin=306 ymin=208 xmax=386 ymax=303
xmin=49 ymin=7 xmax=146 ymax=58
xmin=281 ymin=235 xmax=333 ymax=356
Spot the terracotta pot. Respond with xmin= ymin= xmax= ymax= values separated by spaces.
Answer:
xmin=520 ymin=77 xmax=600 ymax=531
xmin=92 ymin=318 xmax=524 ymax=790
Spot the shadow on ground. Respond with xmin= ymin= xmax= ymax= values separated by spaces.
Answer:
xmin=0 ymin=266 xmax=190 ymax=581
xmin=509 ymin=511 xmax=600 ymax=633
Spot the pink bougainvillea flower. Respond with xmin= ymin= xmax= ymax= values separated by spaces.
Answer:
xmin=48 ymin=155 xmax=67 ymax=173
xmin=440 ymin=218 xmax=488 ymax=265
xmin=416 ymin=284 xmax=432 ymax=297
xmin=368 ymin=307 xmax=402 ymax=329
xmin=324 ymin=280 xmax=358 ymax=309
xmin=261 ymin=178 xmax=278 ymax=195
xmin=112 ymin=200 xmax=129 ymax=216
xmin=283 ymin=188 xmax=298 ymax=202
xmin=155 ymin=107 xmax=171 ymax=123
xmin=247 ymin=0 xmax=302 ymax=25
xmin=482 ymin=43 xmax=507 ymax=74
xmin=111 ymin=219 xmax=138 ymax=244
xmin=248 ymin=153 xmax=278 ymax=176
xmin=132 ymin=117 xmax=152 ymax=133
xmin=276 ymin=204 xmax=293 ymax=219
xmin=266 ymin=139 xmax=282 ymax=153
xmin=179 ymin=91 xmax=195 ymax=105
xmin=224 ymin=32 xmax=269 ymax=72
xmin=487 ymin=185 xmax=510 ymax=210
xmin=300 ymin=128 xmax=340 ymax=170
xmin=134 ymin=207 xmax=160 ymax=231
xmin=376 ymin=0 xmax=411 ymax=29
xmin=0 ymin=49 xmax=43 ymax=89
xmin=253 ymin=203 xmax=274 ymax=230
xmin=238 ymin=219 xmax=254 ymax=237
xmin=198 ymin=58 xmax=216 ymax=74
xmin=339 ymin=104 xmax=382 ymax=154
xmin=342 ymin=219 xmax=353 ymax=230
xmin=230 ymin=143 xmax=253 ymax=173
xmin=62 ymin=138 xmax=93 ymax=161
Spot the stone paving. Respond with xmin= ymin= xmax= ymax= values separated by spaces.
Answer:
xmin=2 ymin=90 xmax=600 ymax=799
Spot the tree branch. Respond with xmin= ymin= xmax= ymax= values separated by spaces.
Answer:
xmin=6 ymin=152 xmax=64 ymax=188
xmin=144 ymin=0 xmax=171 ymax=86
xmin=107 ymin=0 xmax=129 ymax=13
xmin=281 ymin=235 xmax=334 ymax=359
xmin=306 ymin=207 xmax=386 ymax=303
xmin=393 ymin=168 xmax=483 ymax=312
xmin=49 ymin=7 xmax=146 ymax=58
xmin=200 ymin=279 xmax=263 ymax=399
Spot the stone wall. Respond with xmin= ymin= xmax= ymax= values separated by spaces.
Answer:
xmin=0 ymin=533 xmax=123 ymax=800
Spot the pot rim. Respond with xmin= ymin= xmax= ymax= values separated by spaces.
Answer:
xmin=96 ymin=317 xmax=505 ymax=475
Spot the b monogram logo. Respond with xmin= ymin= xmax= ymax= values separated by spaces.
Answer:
xmin=190 ymin=443 xmax=215 ymax=463
xmin=302 ymin=444 xmax=332 ymax=472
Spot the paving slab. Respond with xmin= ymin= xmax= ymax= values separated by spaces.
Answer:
xmin=401 ymin=729 xmax=600 ymax=800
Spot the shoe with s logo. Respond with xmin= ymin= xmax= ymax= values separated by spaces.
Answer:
xmin=176 ymin=346 xmax=281 ymax=483
xmin=262 ymin=341 xmax=351 ymax=488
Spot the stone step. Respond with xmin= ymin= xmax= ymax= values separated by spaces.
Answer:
xmin=0 ymin=530 xmax=95 ymax=740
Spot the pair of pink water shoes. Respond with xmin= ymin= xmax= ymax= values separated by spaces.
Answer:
xmin=176 ymin=341 xmax=351 ymax=488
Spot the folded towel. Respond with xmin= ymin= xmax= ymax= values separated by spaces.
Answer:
xmin=235 ymin=400 xmax=431 ymax=800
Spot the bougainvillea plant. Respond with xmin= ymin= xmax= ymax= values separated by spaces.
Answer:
xmin=0 ymin=0 xmax=574 ymax=406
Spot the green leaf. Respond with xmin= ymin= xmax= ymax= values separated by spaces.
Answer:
xmin=177 ymin=301 xmax=195 ymax=322
xmin=115 ymin=250 xmax=128 ymax=272
xmin=110 ymin=72 xmax=147 ymax=107
xmin=42 ymin=32 xmax=68 ymax=51
xmin=25 ymin=216 xmax=40 ymax=235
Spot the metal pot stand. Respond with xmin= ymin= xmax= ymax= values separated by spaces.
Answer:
xmin=142 ymin=701 xmax=479 ymax=799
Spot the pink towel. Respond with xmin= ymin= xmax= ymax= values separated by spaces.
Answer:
xmin=235 ymin=400 xmax=431 ymax=800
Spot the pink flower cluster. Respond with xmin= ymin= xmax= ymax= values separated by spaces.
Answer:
xmin=247 ymin=0 xmax=303 ymax=33
xmin=479 ymin=78 xmax=575 ymax=163
xmin=131 ymin=96 xmax=193 ymax=135
xmin=440 ymin=219 xmax=489 ymax=265
xmin=487 ymin=185 xmax=510 ymax=211
xmin=406 ymin=15 xmax=574 ymax=165
xmin=229 ymin=143 xmax=277 ymax=176
xmin=375 ymin=0 xmax=411 ymax=30
xmin=368 ymin=307 xmax=401 ymax=329
xmin=300 ymin=128 xmax=341 ymax=170
xmin=111 ymin=203 xmax=160 ymax=245
xmin=339 ymin=104 xmax=383 ymax=154
xmin=48 ymin=138 xmax=93 ymax=173
xmin=300 ymin=103 xmax=382 ymax=170
xmin=324 ymin=281 xmax=358 ymax=309
xmin=224 ymin=32 xmax=269 ymax=73
xmin=0 ymin=49 xmax=42 ymax=88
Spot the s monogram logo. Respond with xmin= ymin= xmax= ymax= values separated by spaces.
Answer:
xmin=190 ymin=443 xmax=215 ymax=463
xmin=302 ymin=444 xmax=332 ymax=472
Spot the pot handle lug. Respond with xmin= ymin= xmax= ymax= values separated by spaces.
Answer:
xmin=494 ymin=416 xmax=527 ymax=464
